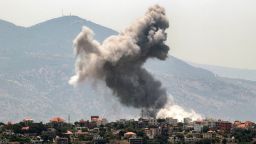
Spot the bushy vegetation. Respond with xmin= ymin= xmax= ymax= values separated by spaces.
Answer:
xmin=232 ymin=128 xmax=256 ymax=143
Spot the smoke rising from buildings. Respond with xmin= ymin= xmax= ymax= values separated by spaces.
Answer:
xmin=69 ymin=5 xmax=169 ymax=116
xmin=157 ymin=99 xmax=203 ymax=121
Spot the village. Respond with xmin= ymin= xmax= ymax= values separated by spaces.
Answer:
xmin=0 ymin=115 xmax=256 ymax=144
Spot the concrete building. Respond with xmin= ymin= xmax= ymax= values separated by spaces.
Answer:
xmin=56 ymin=137 xmax=69 ymax=144
xmin=96 ymin=118 xmax=108 ymax=126
xmin=184 ymin=118 xmax=192 ymax=124
xmin=148 ymin=118 xmax=158 ymax=126
xmin=184 ymin=137 xmax=200 ymax=143
xmin=216 ymin=121 xmax=232 ymax=132
xmin=91 ymin=116 xmax=99 ymax=122
xmin=129 ymin=138 xmax=143 ymax=144
xmin=203 ymin=131 xmax=216 ymax=139
xmin=166 ymin=117 xmax=178 ymax=126
xmin=193 ymin=121 xmax=204 ymax=132
xmin=144 ymin=128 xmax=159 ymax=139
xmin=203 ymin=118 xmax=217 ymax=129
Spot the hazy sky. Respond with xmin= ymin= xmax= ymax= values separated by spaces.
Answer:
xmin=0 ymin=0 xmax=256 ymax=69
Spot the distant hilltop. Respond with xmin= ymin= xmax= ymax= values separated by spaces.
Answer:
xmin=0 ymin=16 xmax=256 ymax=122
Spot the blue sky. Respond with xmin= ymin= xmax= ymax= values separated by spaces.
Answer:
xmin=0 ymin=0 xmax=255 ymax=69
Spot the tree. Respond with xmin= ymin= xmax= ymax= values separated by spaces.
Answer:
xmin=231 ymin=128 xmax=256 ymax=142
xmin=202 ymin=126 xmax=209 ymax=133
xmin=28 ymin=122 xmax=47 ymax=134
xmin=156 ymin=134 xmax=169 ymax=144
xmin=41 ymin=130 xmax=56 ymax=142
xmin=12 ymin=123 xmax=22 ymax=134
xmin=136 ymin=130 xmax=145 ymax=137
xmin=99 ymin=125 xmax=106 ymax=137
xmin=196 ymin=138 xmax=211 ymax=144
xmin=118 ymin=130 xmax=125 ymax=139
xmin=9 ymin=135 xmax=31 ymax=143
xmin=222 ymin=138 xmax=227 ymax=144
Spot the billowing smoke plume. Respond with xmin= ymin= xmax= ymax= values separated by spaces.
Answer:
xmin=157 ymin=99 xmax=203 ymax=121
xmin=69 ymin=5 xmax=169 ymax=117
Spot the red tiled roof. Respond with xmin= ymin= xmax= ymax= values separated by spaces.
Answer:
xmin=237 ymin=124 xmax=246 ymax=129
xmin=125 ymin=132 xmax=136 ymax=135
xmin=79 ymin=119 xmax=86 ymax=123
xmin=76 ymin=130 xmax=88 ymax=135
xmin=21 ymin=126 xmax=30 ymax=130
xmin=64 ymin=130 xmax=73 ymax=135
xmin=245 ymin=121 xmax=254 ymax=125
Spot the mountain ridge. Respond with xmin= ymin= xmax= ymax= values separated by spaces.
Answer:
xmin=190 ymin=62 xmax=256 ymax=81
xmin=0 ymin=16 xmax=255 ymax=122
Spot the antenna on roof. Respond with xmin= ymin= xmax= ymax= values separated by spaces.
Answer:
xmin=141 ymin=109 xmax=144 ymax=118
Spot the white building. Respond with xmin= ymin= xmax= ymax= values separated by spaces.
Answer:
xmin=193 ymin=121 xmax=204 ymax=132
xmin=184 ymin=118 xmax=192 ymax=124
xmin=144 ymin=128 xmax=160 ymax=139
xmin=96 ymin=118 xmax=108 ymax=126
xmin=185 ymin=137 xmax=200 ymax=143
xmin=148 ymin=118 xmax=158 ymax=126
xmin=203 ymin=119 xmax=217 ymax=129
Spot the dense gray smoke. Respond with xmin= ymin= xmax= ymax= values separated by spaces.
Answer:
xmin=69 ymin=5 xmax=169 ymax=117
